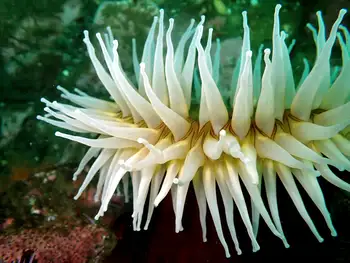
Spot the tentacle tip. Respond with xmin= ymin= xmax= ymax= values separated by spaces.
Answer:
xmin=40 ymin=97 xmax=49 ymax=103
xmin=140 ymin=62 xmax=146 ymax=71
xmin=331 ymin=230 xmax=338 ymax=237
xmin=83 ymin=30 xmax=89 ymax=38
xmin=219 ymin=130 xmax=226 ymax=137
xmin=306 ymin=23 xmax=313 ymax=29
xmin=340 ymin=9 xmax=347 ymax=15
xmin=264 ymin=48 xmax=271 ymax=55
xmin=252 ymin=249 xmax=259 ymax=253
xmin=137 ymin=138 xmax=146 ymax=144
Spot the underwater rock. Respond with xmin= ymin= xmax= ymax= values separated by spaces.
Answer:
xmin=0 ymin=224 xmax=110 ymax=263
xmin=0 ymin=105 xmax=33 ymax=149
xmin=0 ymin=165 xmax=119 ymax=262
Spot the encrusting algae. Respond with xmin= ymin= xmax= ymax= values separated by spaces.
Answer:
xmin=38 ymin=4 xmax=350 ymax=258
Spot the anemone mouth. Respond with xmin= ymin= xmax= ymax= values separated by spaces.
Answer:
xmin=37 ymin=4 xmax=350 ymax=258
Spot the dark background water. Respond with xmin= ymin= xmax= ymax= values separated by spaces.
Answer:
xmin=0 ymin=0 xmax=350 ymax=262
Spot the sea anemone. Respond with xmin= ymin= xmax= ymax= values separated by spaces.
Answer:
xmin=38 ymin=5 xmax=350 ymax=258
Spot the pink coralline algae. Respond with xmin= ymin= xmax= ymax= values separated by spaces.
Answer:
xmin=0 ymin=225 xmax=108 ymax=263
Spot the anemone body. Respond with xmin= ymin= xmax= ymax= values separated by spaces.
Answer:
xmin=38 ymin=5 xmax=350 ymax=258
